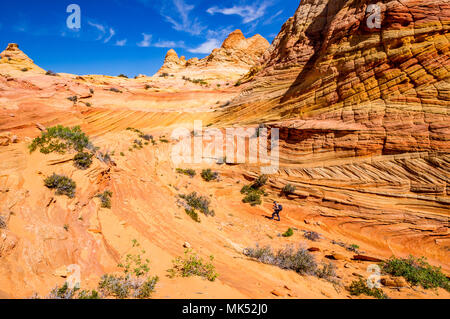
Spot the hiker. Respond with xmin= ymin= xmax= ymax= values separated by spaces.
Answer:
xmin=270 ymin=201 xmax=283 ymax=221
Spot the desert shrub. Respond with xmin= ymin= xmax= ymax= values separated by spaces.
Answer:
xmin=240 ymin=175 xmax=267 ymax=206
xmin=44 ymin=174 xmax=76 ymax=198
xmin=349 ymin=278 xmax=388 ymax=299
xmin=201 ymin=169 xmax=219 ymax=182
xmin=98 ymin=273 xmax=158 ymax=299
xmin=235 ymin=79 xmax=242 ymax=87
xmin=244 ymin=244 xmax=318 ymax=276
xmin=133 ymin=139 xmax=143 ymax=149
xmin=118 ymin=74 xmax=128 ymax=78
xmin=29 ymin=125 xmax=91 ymax=154
xmin=73 ymin=151 xmax=93 ymax=169
xmin=381 ymin=256 xmax=450 ymax=291
xmin=21 ymin=68 xmax=29 ymax=72
xmin=331 ymin=240 xmax=360 ymax=253
xmin=253 ymin=175 xmax=268 ymax=188
xmin=0 ymin=215 xmax=7 ymax=229
xmin=242 ymin=191 xmax=262 ymax=206
xmin=46 ymin=70 xmax=58 ymax=76
xmin=109 ymin=87 xmax=122 ymax=93
xmin=168 ymin=249 xmax=218 ymax=282
xmin=99 ymin=240 xmax=159 ymax=299
xmin=145 ymin=84 xmax=151 ymax=90
xmin=67 ymin=96 xmax=78 ymax=103
xmin=89 ymin=88 xmax=94 ymax=94
xmin=45 ymin=283 xmax=100 ymax=299
xmin=179 ymin=192 xmax=215 ymax=217
xmin=159 ymin=73 xmax=169 ymax=78
xmin=96 ymin=151 xmax=113 ymax=164
xmin=303 ymin=231 xmax=321 ymax=241
xmin=159 ymin=138 xmax=169 ymax=143
xmin=315 ymin=262 xmax=338 ymax=282
xmin=185 ymin=208 xmax=200 ymax=223
xmin=77 ymin=289 xmax=100 ymax=299
xmin=141 ymin=134 xmax=153 ymax=141
xmin=282 ymin=228 xmax=294 ymax=237
xmin=282 ymin=184 xmax=296 ymax=195
xmin=96 ymin=190 xmax=113 ymax=209
xmin=176 ymin=168 xmax=196 ymax=178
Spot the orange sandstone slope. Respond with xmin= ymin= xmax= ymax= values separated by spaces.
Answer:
xmin=215 ymin=0 xmax=450 ymax=268
xmin=155 ymin=29 xmax=270 ymax=81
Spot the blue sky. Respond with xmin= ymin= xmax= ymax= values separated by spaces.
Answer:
xmin=0 ymin=0 xmax=299 ymax=76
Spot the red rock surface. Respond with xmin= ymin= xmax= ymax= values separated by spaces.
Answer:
xmin=215 ymin=0 xmax=449 ymax=274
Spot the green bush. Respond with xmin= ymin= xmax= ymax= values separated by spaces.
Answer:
xmin=242 ymin=191 xmax=262 ymax=206
xmin=168 ymin=249 xmax=218 ymax=282
xmin=240 ymin=175 xmax=268 ymax=206
xmin=381 ymin=256 xmax=450 ymax=291
xmin=29 ymin=125 xmax=91 ymax=154
xmin=253 ymin=175 xmax=268 ymax=188
xmin=201 ymin=169 xmax=219 ymax=182
xmin=96 ymin=190 xmax=113 ymax=209
xmin=282 ymin=228 xmax=294 ymax=237
xmin=349 ymin=278 xmax=388 ymax=299
xmin=73 ymin=151 xmax=93 ymax=169
xmin=176 ymin=168 xmax=196 ymax=178
xmin=44 ymin=174 xmax=76 ymax=198
xmin=185 ymin=208 xmax=200 ymax=223
xmin=179 ymin=192 xmax=215 ymax=217
xmin=282 ymin=184 xmax=296 ymax=194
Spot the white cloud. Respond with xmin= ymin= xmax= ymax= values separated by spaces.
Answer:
xmin=188 ymin=39 xmax=221 ymax=54
xmin=263 ymin=9 xmax=283 ymax=25
xmin=207 ymin=2 xmax=271 ymax=24
xmin=88 ymin=21 xmax=106 ymax=40
xmin=115 ymin=39 xmax=127 ymax=46
xmin=137 ymin=33 xmax=152 ymax=47
xmin=161 ymin=0 xmax=205 ymax=35
xmin=104 ymin=28 xmax=116 ymax=43
xmin=153 ymin=40 xmax=185 ymax=48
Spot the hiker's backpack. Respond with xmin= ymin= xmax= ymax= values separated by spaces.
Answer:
xmin=278 ymin=204 xmax=283 ymax=211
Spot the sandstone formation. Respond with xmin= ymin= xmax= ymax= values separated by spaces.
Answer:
xmin=156 ymin=30 xmax=270 ymax=81
xmin=214 ymin=0 xmax=449 ymax=271
xmin=0 ymin=43 xmax=44 ymax=72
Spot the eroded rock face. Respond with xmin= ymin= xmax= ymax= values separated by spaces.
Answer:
xmin=0 ymin=43 xmax=44 ymax=72
xmin=156 ymin=29 xmax=270 ymax=80
xmin=216 ymin=0 xmax=450 ymax=266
